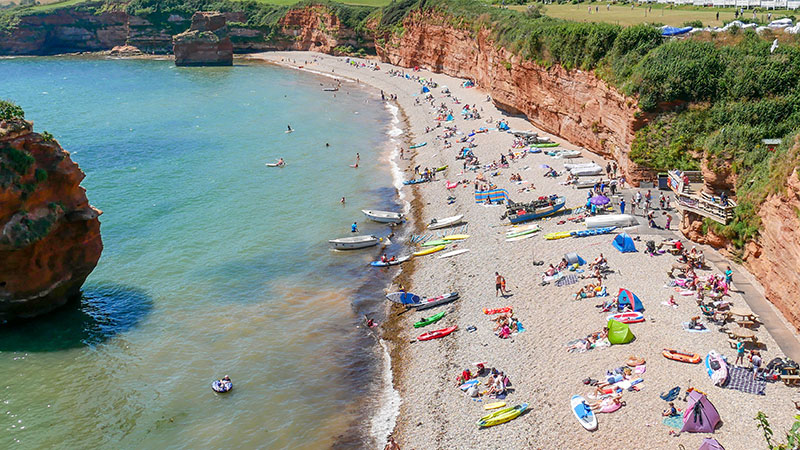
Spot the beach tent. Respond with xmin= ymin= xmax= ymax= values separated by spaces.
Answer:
xmin=564 ymin=252 xmax=586 ymax=266
xmin=474 ymin=188 xmax=509 ymax=204
xmin=607 ymin=319 xmax=635 ymax=345
xmin=612 ymin=233 xmax=637 ymax=253
xmin=681 ymin=391 xmax=721 ymax=433
xmin=617 ymin=288 xmax=644 ymax=312
xmin=698 ymin=438 xmax=725 ymax=450
xmin=421 ymin=86 xmax=430 ymax=93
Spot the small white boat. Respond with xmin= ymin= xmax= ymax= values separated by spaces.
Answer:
xmin=428 ymin=214 xmax=464 ymax=230
xmin=329 ymin=235 xmax=379 ymax=250
xmin=568 ymin=164 xmax=603 ymax=176
xmin=554 ymin=150 xmax=582 ymax=159
xmin=564 ymin=162 xmax=600 ymax=170
xmin=362 ymin=209 xmax=404 ymax=224
xmin=584 ymin=214 xmax=638 ymax=229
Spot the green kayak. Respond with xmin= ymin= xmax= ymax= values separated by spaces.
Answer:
xmin=531 ymin=142 xmax=559 ymax=148
xmin=421 ymin=239 xmax=449 ymax=247
xmin=414 ymin=311 xmax=446 ymax=328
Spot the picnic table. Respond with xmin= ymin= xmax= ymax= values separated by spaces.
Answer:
xmin=782 ymin=367 xmax=800 ymax=387
xmin=727 ymin=307 xmax=759 ymax=327
xmin=727 ymin=326 xmax=763 ymax=347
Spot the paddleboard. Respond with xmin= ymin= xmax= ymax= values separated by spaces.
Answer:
xmin=484 ymin=401 xmax=507 ymax=410
xmin=506 ymin=227 xmax=540 ymax=239
xmin=413 ymin=245 xmax=446 ymax=256
xmin=438 ymin=249 xmax=470 ymax=259
xmin=459 ymin=379 xmax=480 ymax=390
xmin=571 ymin=395 xmax=597 ymax=431
xmin=505 ymin=233 xmax=537 ymax=242
xmin=443 ymin=234 xmax=470 ymax=241
xmin=421 ymin=239 xmax=449 ymax=247
xmin=265 ymin=163 xmax=285 ymax=167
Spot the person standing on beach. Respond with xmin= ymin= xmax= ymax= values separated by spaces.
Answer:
xmin=735 ymin=341 xmax=745 ymax=366
xmin=495 ymin=272 xmax=507 ymax=297
xmin=619 ymin=198 xmax=626 ymax=214
xmin=664 ymin=212 xmax=672 ymax=230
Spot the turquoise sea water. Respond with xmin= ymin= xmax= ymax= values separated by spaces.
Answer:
xmin=0 ymin=57 xmax=401 ymax=448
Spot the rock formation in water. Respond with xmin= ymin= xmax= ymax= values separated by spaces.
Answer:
xmin=0 ymin=117 xmax=102 ymax=321
xmin=173 ymin=12 xmax=233 ymax=67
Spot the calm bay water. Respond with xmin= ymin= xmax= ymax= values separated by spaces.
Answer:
xmin=0 ymin=57 xmax=401 ymax=448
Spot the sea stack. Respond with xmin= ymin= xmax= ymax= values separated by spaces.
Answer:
xmin=0 ymin=117 xmax=102 ymax=321
xmin=173 ymin=12 xmax=233 ymax=67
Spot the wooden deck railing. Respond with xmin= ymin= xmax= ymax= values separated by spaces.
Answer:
xmin=667 ymin=170 xmax=736 ymax=225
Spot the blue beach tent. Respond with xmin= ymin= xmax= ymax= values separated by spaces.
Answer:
xmin=612 ymin=233 xmax=637 ymax=253
xmin=617 ymin=288 xmax=644 ymax=312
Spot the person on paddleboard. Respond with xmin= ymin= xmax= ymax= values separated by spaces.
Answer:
xmin=277 ymin=158 xmax=285 ymax=166
xmin=287 ymin=125 xmax=293 ymax=132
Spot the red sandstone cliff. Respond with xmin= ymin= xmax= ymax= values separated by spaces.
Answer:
xmin=746 ymin=168 xmax=800 ymax=329
xmin=277 ymin=5 xmax=365 ymax=53
xmin=173 ymin=12 xmax=233 ymax=66
xmin=0 ymin=119 xmax=102 ymax=321
xmin=375 ymin=12 xmax=651 ymax=183
xmin=0 ymin=9 xmax=128 ymax=55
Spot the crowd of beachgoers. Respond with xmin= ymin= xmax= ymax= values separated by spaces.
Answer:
xmin=251 ymin=51 xmax=800 ymax=450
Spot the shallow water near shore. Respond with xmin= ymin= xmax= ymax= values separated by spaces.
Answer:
xmin=0 ymin=57 xmax=401 ymax=448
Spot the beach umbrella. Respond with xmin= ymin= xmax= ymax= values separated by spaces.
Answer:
xmin=590 ymin=195 xmax=610 ymax=206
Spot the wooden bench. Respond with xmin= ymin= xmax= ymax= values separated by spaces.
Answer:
xmin=737 ymin=320 xmax=755 ymax=328
xmin=782 ymin=375 xmax=800 ymax=386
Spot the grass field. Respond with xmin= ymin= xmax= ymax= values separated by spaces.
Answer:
xmin=511 ymin=2 xmax=797 ymax=27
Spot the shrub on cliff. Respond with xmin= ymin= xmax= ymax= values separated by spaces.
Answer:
xmin=0 ymin=99 xmax=24 ymax=121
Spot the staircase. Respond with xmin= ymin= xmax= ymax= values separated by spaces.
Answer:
xmin=667 ymin=170 xmax=736 ymax=225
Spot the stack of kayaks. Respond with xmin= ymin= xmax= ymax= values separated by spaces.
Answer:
xmin=544 ymin=231 xmax=573 ymax=240
xmin=476 ymin=403 xmax=528 ymax=428
xmin=506 ymin=224 xmax=541 ymax=242
xmin=570 ymin=226 xmax=617 ymax=238
xmin=414 ymin=311 xmax=446 ymax=328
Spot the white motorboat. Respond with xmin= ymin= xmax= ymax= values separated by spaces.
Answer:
xmin=554 ymin=150 xmax=582 ymax=159
xmin=428 ymin=214 xmax=464 ymax=230
xmin=362 ymin=209 xmax=404 ymax=224
xmin=568 ymin=164 xmax=603 ymax=176
xmin=584 ymin=214 xmax=639 ymax=229
xmin=329 ymin=235 xmax=380 ymax=250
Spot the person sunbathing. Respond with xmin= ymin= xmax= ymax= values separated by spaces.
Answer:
xmin=497 ymin=324 xmax=512 ymax=339
xmin=557 ymin=258 xmax=568 ymax=271
xmin=545 ymin=264 xmax=557 ymax=277
xmin=589 ymin=395 xmax=623 ymax=411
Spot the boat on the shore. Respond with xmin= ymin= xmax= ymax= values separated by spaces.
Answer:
xmin=477 ymin=403 xmax=528 ymax=428
xmin=413 ymin=244 xmax=446 ymax=256
xmin=386 ymin=291 xmax=421 ymax=305
xmin=502 ymin=196 xmax=566 ymax=224
xmin=362 ymin=209 xmax=404 ymax=223
xmin=706 ymin=350 xmax=729 ymax=386
xmin=662 ymin=349 xmax=702 ymax=364
xmin=418 ymin=325 xmax=457 ymax=341
xmin=567 ymin=164 xmax=603 ymax=176
xmin=408 ymin=292 xmax=460 ymax=310
xmin=571 ymin=226 xmax=617 ymax=238
xmin=322 ymin=87 xmax=339 ymax=92
xmin=370 ymin=255 xmax=411 ymax=267
xmin=553 ymin=150 xmax=582 ymax=159
xmin=403 ymin=178 xmax=428 ymax=185
xmin=607 ymin=311 xmax=645 ymax=323
xmin=328 ymin=235 xmax=379 ymax=250
xmin=584 ymin=214 xmax=638 ymax=229
xmin=414 ymin=311 xmax=446 ymax=328
xmin=428 ymin=214 xmax=464 ymax=229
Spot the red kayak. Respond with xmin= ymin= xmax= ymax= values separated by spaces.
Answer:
xmin=418 ymin=326 xmax=458 ymax=341
xmin=484 ymin=307 xmax=512 ymax=315
xmin=607 ymin=312 xmax=645 ymax=324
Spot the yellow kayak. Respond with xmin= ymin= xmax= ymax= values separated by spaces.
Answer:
xmin=484 ymin=401 xmax=507 ymax=410
xmin=413 ymin=245 xmax=446 ymax=256
xmin=443 ymin=234 xmax=470 ymax=241
xmin=477 ymin=403 xmax=528 ymax=428
xmin=544 ymin=231 xmax=573 ymax=240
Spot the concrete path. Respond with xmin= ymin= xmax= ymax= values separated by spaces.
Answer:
xmin=616 ymin=198 xmax=800 ymax=361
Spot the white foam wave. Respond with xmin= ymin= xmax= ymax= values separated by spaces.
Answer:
xmin=370 ymin=338 xmax=402 ymax=446
xmin=384 ymin=103 xmax=408 ymax=208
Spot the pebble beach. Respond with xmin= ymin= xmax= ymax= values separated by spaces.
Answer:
xmin=252 ymin=51 xmax=798 ymax=450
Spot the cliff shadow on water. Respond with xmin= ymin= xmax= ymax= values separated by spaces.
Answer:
xmin=0 ymin=284 xmax=153 ymax=352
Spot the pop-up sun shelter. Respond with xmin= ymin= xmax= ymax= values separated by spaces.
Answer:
xmin=698 ymin=438 xmax=725 ymax=450
xmin=612 ymin=233 xmax=637 ymax=253
xmin=617 ymin=288 xmax=644 ymax=312
xmin=607 ymin=319 xmax=635 ymax=345
xmin=564 ymin=252 xmax=586 ymax=266
xmin=681 ymin=390 xmax=721 ymax=433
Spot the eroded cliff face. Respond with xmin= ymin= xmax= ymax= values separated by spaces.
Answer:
xmin=277 ymin=6 xmax=366 ymax=53
xmin=0 ymin=119 xmax=102 ymax=321
xmin=375 ymin=13 xmax=651 ymax=183
xmin=0 ymin=10 xmax=128 ymax=55
xmin=746 ymin=169 xmax=800 ymax=330
xmin=173 ymin=12 xmax=233 ymax=66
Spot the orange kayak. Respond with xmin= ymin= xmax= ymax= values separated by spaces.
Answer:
xmin=484 ymin=307 xmax=512 ymax=315
xmin=662 ymin=349 xmax=701 ymax=364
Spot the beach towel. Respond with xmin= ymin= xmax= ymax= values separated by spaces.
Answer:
xmin=682 ymin=322 xmax=710 ymax=333
xmin=663 ymin=415 xmax=683 ymax=429
xmin=555 ymin=274 xmax=579 ymax=287
xmin=724 ymin=366 xmax=766 ymax=395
